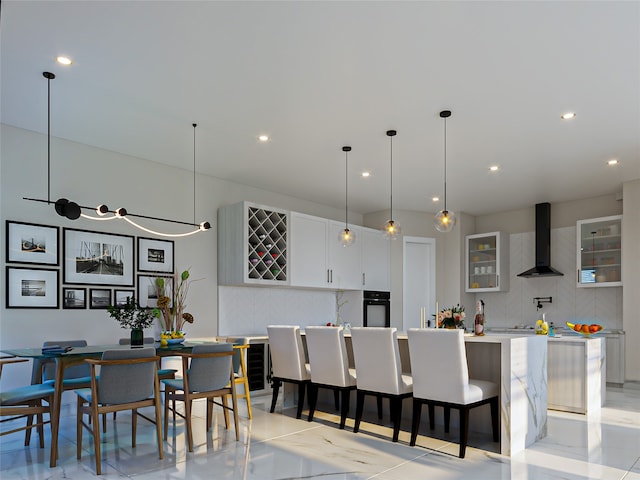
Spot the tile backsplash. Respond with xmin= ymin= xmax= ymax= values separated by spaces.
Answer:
xmin=475 ymin=226 xmax=623 ymax=330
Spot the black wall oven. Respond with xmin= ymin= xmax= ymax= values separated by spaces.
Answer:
xmin=363 ymin=290 xmax=390 ymax=327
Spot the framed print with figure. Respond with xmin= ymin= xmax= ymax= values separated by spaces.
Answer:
xmin=6 ymin=221 xmax=59 ymax=265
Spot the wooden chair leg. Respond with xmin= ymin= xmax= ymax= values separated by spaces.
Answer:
xmin=410 ymin=398 xmax=422 ymax=446
xmin=428 ymin=402 xmax=435 ymax=430
xmin=490 ymin=397 xmax=499 ymax=442
xmin=76 ymin=397 xmax=83 ymax=460
xmin=185 ymin=398 xmax=194 ymax=453
xmin=132 ymin=408 xmax=138 ymax=448
xmin=270 ymin=379 xmax=281 ymax=413
xmin=459 ymin=407 xmax=470 ymax=458
xmin=296 ymin=382 xmax=306 ymax=420
xmin=163 ymin=389 xmax=170 ymax=440
xmin=354 ymin=390 xmax=365 ymax=433
xmin=339 ymin=389 xmax=350 ymax=429
xmin=390 ymin=396 xmax=402 ymax=442
xmin=444 ymin=406 xmax=451 ymax=433
xmin=91 ymin=406 xmax=102 ymax=475
xmin=221 ymin=395 xmax=230 ymax=429
xmin=307 ymin=384 xmax=318 ymax=422
xmin=242 ymin=376 xmax=253 ymax=420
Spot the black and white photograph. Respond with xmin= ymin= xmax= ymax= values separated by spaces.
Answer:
xmin=89 ymin=288 xmax=112 ymax=309
xmin=63 ymin=287 xmax=86 ymax=309
xmin=137 ymin=274 xmax=173 ymax=308
xmin=114 ymin=289 xmax=135 ymax=307
xmin=6 ymin=266 xmax=59 ymax=308
xmin=6 ymin=221 xmax=59 ymax=265
xmin=137 ymin=237 xmax=174 ymax=273
xmin=63 ymin=228 xmax=134 ymax=286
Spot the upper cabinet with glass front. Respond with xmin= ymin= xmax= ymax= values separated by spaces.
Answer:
xmin=465 ymin=231 xmax=509 ymax=292
xmin=577 ymin=215 xmax=622 ymax=287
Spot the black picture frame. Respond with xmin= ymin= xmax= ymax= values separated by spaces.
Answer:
xmin=89 ymin=288 xmax=112 ymax=309
xmin=137 ymin=274 xmax=173 ymax=308
xmin=114 ymin=289 xmax=135 ymax=307
xmin=63 ymin=228 xmax=134 ymax=286
xmin=6 ymin=221 xmax=59 ymax=265
xmin=62 ymin=287 xmax=86 ymax=309
xmin=6 ymin=266 xmax=59 ymax=309
xmin=137 ymin=237 xmax=174 ymax=273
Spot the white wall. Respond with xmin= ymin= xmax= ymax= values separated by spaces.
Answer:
xmin=0 ymin=124 xmax=361 ymax=390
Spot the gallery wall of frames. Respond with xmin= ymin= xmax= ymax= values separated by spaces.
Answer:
xmin=5 ymin=220 xmax=175 ymax=310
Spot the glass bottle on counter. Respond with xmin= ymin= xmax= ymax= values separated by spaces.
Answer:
xmin=474 ymin=300 xmax=485 ymax=336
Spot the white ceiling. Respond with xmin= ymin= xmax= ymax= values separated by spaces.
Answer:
xmin=2 ymin=1 xmax=639 ymax=217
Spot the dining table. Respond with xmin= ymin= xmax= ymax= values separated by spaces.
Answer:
xmin=1 ymin=340 xmax=218 ymax=468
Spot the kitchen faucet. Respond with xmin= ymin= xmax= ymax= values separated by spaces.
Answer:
xmin=533 ymin=296 xmax=552 ymax=311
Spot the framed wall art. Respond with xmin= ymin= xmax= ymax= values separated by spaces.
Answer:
xmin=89 ymin=288 xmax=112 ymax=309
xmin=62 ymin=287 xmax=86 ymax=309
xmin=6 ymin=221 xmax=59 ymax=265
xmin=6 ymin=266 xmax=59 ymax=309
xmin=137 ymin=237 xmax=174 ymax=273
xmin=63 ymin=228 xmax=134 ymax=286
xmin=114 ymin=289 xmax=135 ymax=307
xmin=137 ymin=274 xmax=173 ymax=308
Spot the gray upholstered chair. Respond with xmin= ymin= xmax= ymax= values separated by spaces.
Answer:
xmin=1 ymin=357 xmax=55 ymax=449
xmin=162 ymin=343 xmax=239 ymax=452
xmin=118 ymin=337 xmax=177 ymax=379
xmin=32 ymin=340 xmax=91 ymax=388
xmin=350 ymin=327 xmax=413 ymax=442
xmin=305 ymin=326 xmax=356 ymax=429
xmin=75 ymin=347 xmax=163 ymax=475
xmin=407 ymin=328 xmax=499 ymax=458
xmin=224 ymin=336 xmax=253 ymax=419
xmin=267 ymin=325 xmax=311 ymax=419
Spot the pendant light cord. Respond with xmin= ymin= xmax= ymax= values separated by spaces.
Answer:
xmin=443 ymin=116 xmax=447 ymax=212
xmin=390 ymin=134 xmax=393 ymax=219
xmin=193 ymin=123 xmax=197 ymax=225
xmin=345 ymin=149 xmax=348 ymax=229
xmin=46 ymin=73 xmax=53 ymax=203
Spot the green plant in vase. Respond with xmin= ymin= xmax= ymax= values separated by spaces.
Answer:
xmin=153 ymin=269 xmax=198 ymax=342
xmin=107 ymin=296 xmax=158 ymax=345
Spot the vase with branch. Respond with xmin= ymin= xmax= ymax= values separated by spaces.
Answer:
xmin=153 ymin=268 xmax=198 ymax=343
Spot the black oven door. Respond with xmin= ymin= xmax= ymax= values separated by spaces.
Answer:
xmin=363 ymin=291 xmax=390 ymax=327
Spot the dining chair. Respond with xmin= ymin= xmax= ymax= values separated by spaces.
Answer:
xmin=118 ymin=336 xmax=177 ymax=379
xmin=407 ymin=328 xmax=499 ymax=458
xmin=267 ymin=325 xmax=311 ymax=419
xmin=76 ymin=347 xmax=163 ymax=475
xmin=162 ymin=343 xmax=239 ymax=452
xmin=1 ymin=357 xmax=55 ymax=449
xmin=305 ymin=326 xmax=357 ymax=429
xmin=350 ymin=327 xmax=413 ymax=442
xmin=32 ymin=340 xmax=91 ymax=387
xmin=224 ymin=336 xmax=253 ymax=419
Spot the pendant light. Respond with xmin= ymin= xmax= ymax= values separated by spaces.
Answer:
xmin=383 ymin=129 xmax=401 ymax=239
xmin=434 ymin=110 xmax=456 ymax=233
xmin=24 ymin=72 xmax=211 ymax=237
xmin=338 ymin=146 xmax=355 ymax=247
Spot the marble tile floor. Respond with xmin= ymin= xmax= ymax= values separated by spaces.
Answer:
xmin=0 ymin=387 xmax=639 ymax=479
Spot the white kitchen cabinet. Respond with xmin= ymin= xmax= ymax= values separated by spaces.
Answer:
xmin=361 ymin=227 xmax=390 ymax=291
xmin=577 ymin=215 xmax=622 ymax=287
xmin=218 ymin=202 xmax=289 ymax=286
xmin=465 ymin=231 xmax=509 ymax=292
xmin=289 ymin=212 xmax=362 ymax=289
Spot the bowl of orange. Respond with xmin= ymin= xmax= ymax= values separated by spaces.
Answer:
xmin=565 ymin=321 xmax=603 ymax=337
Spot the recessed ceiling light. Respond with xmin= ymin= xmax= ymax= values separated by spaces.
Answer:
xmin=432 ymin=196 xmax=439 ymax=202
xmin=607 ymin=159 xmax=619 ymax=166
xmin=489 ymin=165 xmax=499 ymax=172
xmin=361 ymin=171 xmax=370 ymax=178
xmin=258 ymin=135 xmax=269 ymax=142
xmin=561 ymin=112 xmax=576 ymax=120
xmin=56 ymin=56 xmax=73 ymax=65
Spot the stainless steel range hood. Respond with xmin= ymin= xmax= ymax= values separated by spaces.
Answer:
xmin=517 ymin=202 xmax=564 ymax=278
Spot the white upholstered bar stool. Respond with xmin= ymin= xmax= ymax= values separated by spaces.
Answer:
xmin=350 ymin=327 xmax=412 ymax=442
xmin=407 ymin=328 xmax=499 ymax=458
xmin=267 ymin=325 xmax=310 ymax=419
xmin=305 ymin=326 xmax=357 ymax=429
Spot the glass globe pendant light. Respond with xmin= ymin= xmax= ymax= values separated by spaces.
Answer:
xmin=434 ymin=110 xmax=457 ymax=233
xmin=384 ymin=129 xmax=401 ymax=239
xmin=339 ymin=146 xmax=356 ymax=247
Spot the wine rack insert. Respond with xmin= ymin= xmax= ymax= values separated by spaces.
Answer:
xmin=247 ymin=206 xmax=287 ymax=282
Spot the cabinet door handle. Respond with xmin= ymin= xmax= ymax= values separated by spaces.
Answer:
xmin=362 ymin=273 xmax=366 ymax=286
xmin=327 ymin=269 xmax=330 ymax=283
xmin=330 ymin=269 xmax=333 ymax=283
xmin=496 ymin=274 xmax=499 ymax=287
